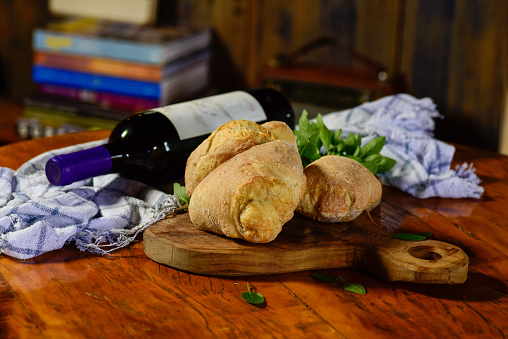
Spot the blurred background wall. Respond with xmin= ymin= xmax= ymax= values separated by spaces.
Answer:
xmin=1 ymin=0 xmax=507 ymax=152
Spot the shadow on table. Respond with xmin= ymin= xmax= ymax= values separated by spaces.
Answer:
xmin=390 ymin=271 xmax=507 ymax=302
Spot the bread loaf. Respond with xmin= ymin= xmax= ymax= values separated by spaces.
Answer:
xmin=185 ymin=119 xmax=294 ymax=197
xmin=189 ymin=140 xmax=306 ymax=243
xmin=261 ymin=121 xmax=297 ymax=149
xmin=296 ymin=155 xmax=382 ymax=222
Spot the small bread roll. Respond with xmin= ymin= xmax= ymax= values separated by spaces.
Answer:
xmin=296 ymin=155 xmax=382 ymax=222
xmin=189 ymin=140 xmax=306 ymax=243
xmin=261 ymin=121 xmax=297 ymax=149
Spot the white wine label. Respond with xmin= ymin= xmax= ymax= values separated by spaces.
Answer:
xmin=152 ymin=91 xmax=267 ymax=140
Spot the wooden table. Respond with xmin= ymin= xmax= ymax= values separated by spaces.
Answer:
xmin=0 ymin=130 xmax=507 ymax=338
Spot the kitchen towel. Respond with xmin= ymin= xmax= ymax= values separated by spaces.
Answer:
xmin=0 ymin=139 xmax=180 ymax=259
xmin=321 ymin=93 xmax=484 ymax=199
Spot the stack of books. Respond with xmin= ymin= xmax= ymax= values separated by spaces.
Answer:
xmin=19 ymin=17 xmax=212 ymax=139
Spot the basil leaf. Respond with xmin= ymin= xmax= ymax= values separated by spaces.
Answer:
xmin=333 ymin=129 xmax=343 ymax=144
xmin=353 ymin=145 xmax=361 ymax=157
xmin=294 ymin=109 xmax=396 ymax=175
xmin=296 ymin=110 xmax=314 ymax=135
xmin=364 ymin=154 xmax=396 ymax=174
xmin=241 ymin=291 xmax=265 ymax=304
xmin=355 ymin=134 xmax=362 ymax=149
xmin=361 ymin=136 xmax=386 ymax=158
xmin=297 ymin=132 xmax=322 ymax=167
xmin=334 ymin=142 xmax=344 ymax=155
xmin=392 ymin=232 xmax=433 ymax=241
xmin=241 ymin=283 xmax=265 ymax=304
xmin=360 ymin=162 xmax=379 ymax=175
xmin=376 ymin=156 xmax=397 ymax=174
xmin=343 ymin=282 xmax=367 ymax=295
xmin=364 ymin=153 xmax=383 ymax=163
xmin=344 ymin=155 xmax=363 ymax=163
xmin=312 ymin=274 xmax=367 ymax=294
xmin=343 ymin=133 xmax=357 ymax=154
xmin=419 ymin=232 xmax=433 ymax=238
xmin=311 ymin=274 xmax=341 ymax=282
xmin=316 ymin=114 xmax=334 ymax=153
xmin=295 ymin=113 xmax=322 ymax=166
xmin=173 ymin=183 xmax=190 ymax=205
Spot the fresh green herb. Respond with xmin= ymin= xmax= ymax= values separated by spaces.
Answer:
xmin=241 ymin=283 xmax=265 ymax=304
xmin=294 ymin=110 xmax=396 ymax=174
xmin=392 ymin=232 xmax=433 ymax=241
xmin=173 ymin=183 xmax=190 ymax=206
xmin=311 ymin=273 xmax=367 ymax=295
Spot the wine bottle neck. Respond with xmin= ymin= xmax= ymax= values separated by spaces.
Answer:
xmin=45 ymin=145 xmax=113 ymax=186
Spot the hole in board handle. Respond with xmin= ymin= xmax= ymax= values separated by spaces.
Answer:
xmin=408 ymin=245 xmax=443 ymax=261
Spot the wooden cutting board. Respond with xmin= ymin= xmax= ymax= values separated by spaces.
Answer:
xmin=143 ymin=212 xmax=468 ymax=284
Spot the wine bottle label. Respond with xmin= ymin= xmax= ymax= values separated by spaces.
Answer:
xmin=151 ymin=91 xmax=267 ymax=140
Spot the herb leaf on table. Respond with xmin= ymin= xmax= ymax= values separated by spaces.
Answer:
xmin=392 ymin=232 xmax=433 ymax=241
xmin=311 ymin=274 xmax=367 ymax=295
xmin=241 ymin=283 xmax=265 ymax=304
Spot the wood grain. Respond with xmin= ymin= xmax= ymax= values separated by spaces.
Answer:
xmin=177 ymin=0 xmax=507 ymax=152
xmin=0 ymin=132 xmax=507 ymax=338
xmin=401 ymin=1 xmax=508 ymax=151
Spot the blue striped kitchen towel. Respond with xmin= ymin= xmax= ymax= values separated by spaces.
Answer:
xmin=321 ymin=93 xmax=484 ymax=199
xmin=0 ymin=139 xmax=180 ymax=259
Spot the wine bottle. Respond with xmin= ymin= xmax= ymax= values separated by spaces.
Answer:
xmin=45 ymin=87 xmax=294 ymax=186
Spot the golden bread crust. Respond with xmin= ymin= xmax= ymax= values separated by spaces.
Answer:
xmin=185 ymin=119 xmax=276 ymax=197
xmin=261 ymin=121 xmax=297 ymax=149
xmin=296 ymin=155 xmax=382 ymax=222
xmin=189 ymin=140 xmax=306 ymax=243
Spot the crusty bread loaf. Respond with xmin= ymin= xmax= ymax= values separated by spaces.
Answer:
xmin=296 ymin=155 xmax=382 ymax=222
xmin=189 ymin=140 xmax=306 ymax=243
xmin=261 ymin=121 xmax=297 ymax=149
xmin=184 ymin=119 xmax=295 ymax=197
xmin=185 ymin=119 xmax=276 ymax=197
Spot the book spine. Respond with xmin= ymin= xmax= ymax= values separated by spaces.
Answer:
xmin=37 ymin=84 xmax=160 ymax=112
xmin=33 ymin=29 xmax=165 ymax=65
xmin=32 ymin=65 xmax=162 ymax=100
xmin=162 ymin=28 xmax=212 ymax=64
xmin=34 ymin=51 xmax=163 ymax=82
xmin=159 ymin=57 xmax=210 ymax=104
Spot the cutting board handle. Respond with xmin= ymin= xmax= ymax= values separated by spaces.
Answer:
xmin=363 ymin=238 xmax=469 ymax=284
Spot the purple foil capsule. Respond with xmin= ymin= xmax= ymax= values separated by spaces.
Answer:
xmin=45 ymin=146 xmax=113 ymax=186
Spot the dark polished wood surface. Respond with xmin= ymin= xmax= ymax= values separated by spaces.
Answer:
xmin=0 ymin=130 xmax=507 ymax=338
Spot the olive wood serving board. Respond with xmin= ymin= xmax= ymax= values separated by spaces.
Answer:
xmin=143 ymin=212 xmax=468 ymax=284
